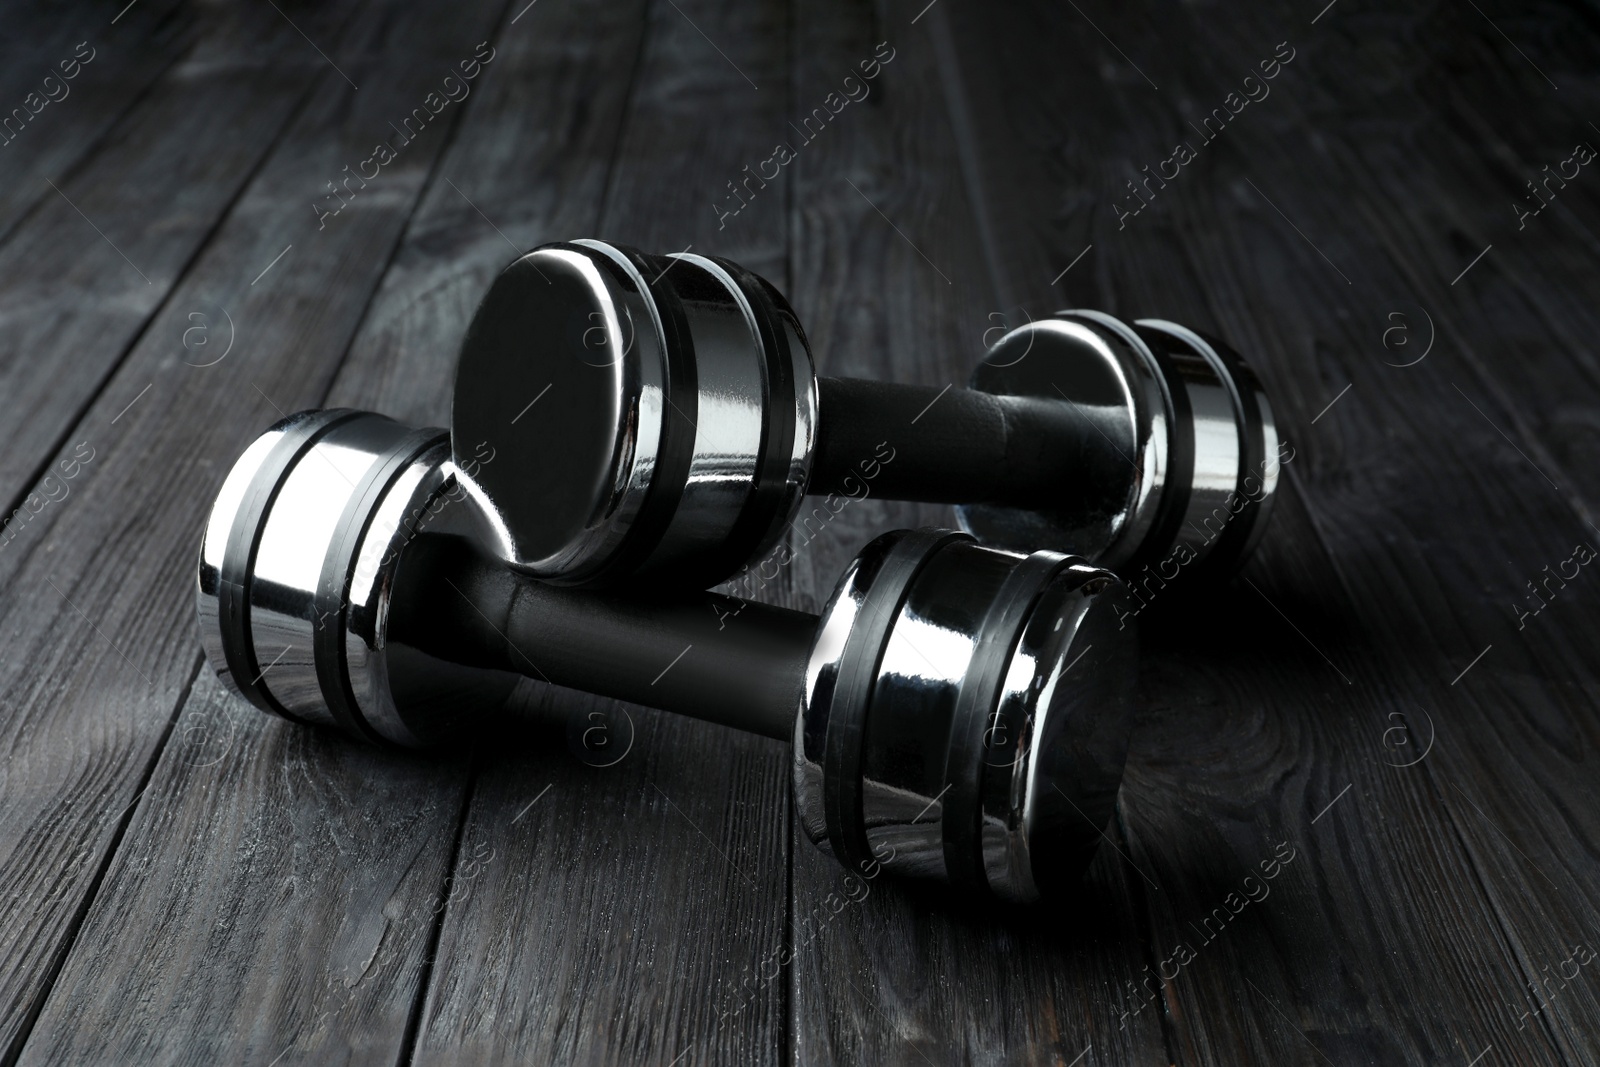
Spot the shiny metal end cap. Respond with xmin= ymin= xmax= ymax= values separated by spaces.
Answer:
xmin=451 ymin=243 xmax=674 ymax=585
xmin=196 ymin=410 xmax=517 ymax=747
xmin=795 ymin=529 xmax=1137 ymax=902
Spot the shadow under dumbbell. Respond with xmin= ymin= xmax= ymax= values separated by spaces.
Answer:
xmin=1132 ymin=565 xmax=1365 ymax=674
xmin=468 ymin=677 xmax=1143 ymax=948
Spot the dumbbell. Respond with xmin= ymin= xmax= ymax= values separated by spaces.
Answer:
xmin=450 ymin=239 xmax=1280 ymax=590
xmin=196 ymin=409 xmax=1136 ymax=901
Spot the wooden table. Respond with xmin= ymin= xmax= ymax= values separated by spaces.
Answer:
xmin=2 ymin=0 xmax=1596 ymax=1063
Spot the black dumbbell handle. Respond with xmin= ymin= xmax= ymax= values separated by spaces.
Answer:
xmin=451 ymin=243 xmax=1279 ymax=591
xmin=811 ymin=377 xmax=1103 ymax=505
xmin=389 ymin=533 xmax=811 ymax=742
xmin=197 ymin=406 xmax=1138 ymax=900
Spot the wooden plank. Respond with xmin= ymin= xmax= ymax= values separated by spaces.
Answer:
xmin=0 ymin=0 xmax=196 ymax=249
xmin=1120 ymin=9 xmax=1600 ymax=1063
xmin=940 ymin=0 xmax=1600 ymax=1062
xmin=4 ymin=5 xmax=1596 ymax=1067
xmin=325 ymin=0 xmax=650 ymax=425
xmin=775 ymin=2 xmax=1172 ymax=1064
xmin=405 ymin=1 xmax=799 ymax=1063
xmin=0 ymin=0 xmax=369 ymax=571
xmin=1268 ymin=2 xmax=1600 ymax=503
xmin=0 ymin=0 xmax=378 ymax=1058
xmin=19 ymin=672 xmax=475 ymax=1067
xmin=16 ymin=0 xmax=654 ymax=1062
xmin=2 ymin=1 xmax=547 ymax=1062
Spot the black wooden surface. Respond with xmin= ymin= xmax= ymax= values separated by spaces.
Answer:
xmin=1 ymin=0 xmax=1597 ymax=1063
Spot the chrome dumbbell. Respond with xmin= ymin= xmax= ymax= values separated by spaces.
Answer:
xmin=451 ymin=240 xmax=1280 ymax=590
xmin=196 ymin=410 xmax=1136 ymax=901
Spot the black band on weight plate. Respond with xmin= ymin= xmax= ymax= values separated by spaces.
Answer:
xmin=823 ymin=528 xmax=972 ymax=875
xmin=1185 ymin=329 xmax=1269 ymax=574
xmin=573 ymin=243 xmax=700 ymax=588
xmin=705 ymin=256 xmax=800 ymax=586
xmin=1126 ymin=330 xmax=1196 ymax=576
xmin=313 ymin=424 xmax=448 ymax=744
xmin=940 ymin=549 xmax=1071 ymax=895
xmin=220 ymin=408 xmax=364 ymax=723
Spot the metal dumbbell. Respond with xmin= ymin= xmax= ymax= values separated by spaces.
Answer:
xmin=196 ymin=409 xmax=1136 ymax=901
xmin=450 ymin=240 xmax=1280 ymax=590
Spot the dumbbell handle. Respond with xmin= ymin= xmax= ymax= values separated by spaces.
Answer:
xmin=812 ymin=377 xmax=1097 ymax=505
xmin=198 ymin=407 xmax=1138 ymax=900
xmin=389 ymin=533 xmax=811 ymax=742
xmin=454 ymin=242 xmax=1279 ymax=588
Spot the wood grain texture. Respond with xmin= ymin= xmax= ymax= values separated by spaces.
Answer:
xmin=0 ymin=0 xmax=368 ymax=570
xmin=409 ymin=0 xmax=799 ymax=1062
xmin=0 ymin=1 xmax=382 ymax=1059
xmin=324 ymin=0 xmax=651 ymax=426
xmin=19 ymin=671 xmax=474 ymax=1067
xmin=0 ymin=0 xmax=193 ymax=250
xmin=940 ymin=0 xmax=1600 ymax=1062
xmin=5 ymin=0 xmax=531 ymax=1062
xmin=0 ymin=1 xmax=1598 ymax=1065
xmin=780 ymin=1 xmax=1171 ymax=1064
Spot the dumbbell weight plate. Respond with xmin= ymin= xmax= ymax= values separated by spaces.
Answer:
xmin=957 ymin=311 xmax=1278 ymax=577
xmin=1136 ymin=318 xmax=1280 ymax=571
xmin=451 ymin=240 xmax=816 ymax=589
xmin=196 ymin=410 xmax=518 ymax=747
xmin=795 ymin=529 xmax=1136 ymax=902
xmin=200 ymin=412 xmax=1140 ymax=902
